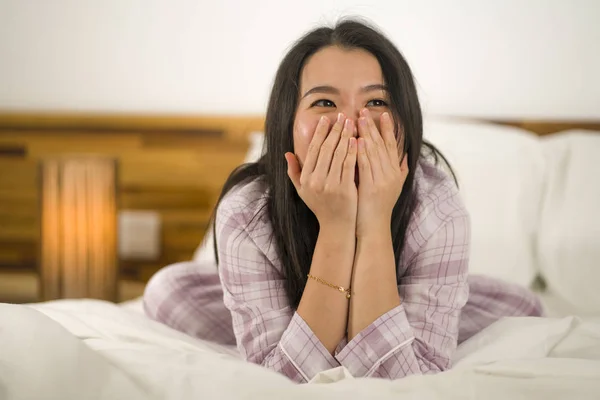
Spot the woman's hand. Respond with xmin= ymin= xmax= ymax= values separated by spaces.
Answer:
xmin=285 ymin=113 xmax=358 ymax=229
xmin=355 ymin=109 xmax=408 ymax=237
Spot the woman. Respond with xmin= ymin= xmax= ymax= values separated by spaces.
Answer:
xmin=144 ymin=19 xmax=542 ymax=383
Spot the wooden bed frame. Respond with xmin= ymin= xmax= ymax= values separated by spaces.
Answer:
xmin=2 ymin=112 xmax=600 ymax=135
xmin=0 ymin=112 xmax=599 ymax=303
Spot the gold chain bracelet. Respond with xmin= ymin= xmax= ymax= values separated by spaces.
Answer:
xmin=307 ymin=274 xmax=351 ymax=299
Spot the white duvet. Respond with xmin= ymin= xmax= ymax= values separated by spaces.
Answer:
xmin=1 ymin=300 xmax=600 ymax=400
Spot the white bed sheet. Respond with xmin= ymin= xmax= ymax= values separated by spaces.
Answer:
xmin=1 ymin=299 xmax=600 ymax=400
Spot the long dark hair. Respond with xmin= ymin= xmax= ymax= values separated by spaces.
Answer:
xmin=213 ymin=19 xmax=454 ymax=308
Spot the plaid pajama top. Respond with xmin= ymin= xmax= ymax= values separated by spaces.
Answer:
xmin=144 ymin=158 xmax=543 ymax=383
xmin=215 ymin=159 xmax=469 ymax=383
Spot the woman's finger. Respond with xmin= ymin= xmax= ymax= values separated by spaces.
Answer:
xmin=358 ymin=116 xmax=384 ymax=181
xmin=363 ymin=109 xmax=386 ymax=149
xmin=285 ymin=152 xmax=301 ymax=191
xmin=314 ymin=113 xmax=345 ymax=180
xmin=400 ymin=153 xmax=409 ymax=176
xmin=364 ymin=109 xmax=397 ymax=175
xmin=397 ymin=125 xmax=406 ymax=160
xmin=380 ymin=112 xmax=400 ymax=163
xmin=328 ymin=118 xmax=354 ymax=183
xmin=302 ymin=115 xmax=331 ymax=175
xmin=398 ymin=154 xmax=410 ymax=191
xmin=341 ymin=137 xmax=357 ymax=184
xmin=356 ymin=137 xmax=373 ymax=185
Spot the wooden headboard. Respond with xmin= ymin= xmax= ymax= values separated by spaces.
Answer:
xmin=0 ymin=112 xmax=598 ymax=302
xmin=0 ymin=113 xmax=265 ymax=302
xmin=487 ymin=119 xmax=600 ymax=135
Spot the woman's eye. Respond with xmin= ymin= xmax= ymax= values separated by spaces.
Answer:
xmin=366 ymin=99 xmax=388 ymax=107
xmin=311 ymin=99 xmax=336 ymax=108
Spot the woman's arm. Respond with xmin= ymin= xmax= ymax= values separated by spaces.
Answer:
xmin=341 ymin=209 xmax=470 ymax=378
xmin=347 ymin=226 xmax=399 ymax=339
xmin=286 ymin=114 xmax=358 ymax=354
xmin=348 ymin=109 xmax=408 ymax=340
xmin=338 ymin=109 xmax=469 ymax=379
xmin=298 ymin=223 xmax=355 ymax=353
xmin=219 ymin=115 xmax=358 ymax=383
xmin=218 ymin=198 xmax=343 ymax=383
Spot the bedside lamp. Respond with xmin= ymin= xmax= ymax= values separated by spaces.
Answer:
xmin=39 ymin=157 xmax=118 ymax=301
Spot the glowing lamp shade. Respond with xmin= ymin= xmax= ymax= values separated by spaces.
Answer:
xmin=40 ymin=157 xmax=118 ymax=301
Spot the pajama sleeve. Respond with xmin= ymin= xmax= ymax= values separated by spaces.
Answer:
xmin=216 ymin=188 xmax=340 ymax=383
xmin=336 ymin=185 xmax=470 ymax=378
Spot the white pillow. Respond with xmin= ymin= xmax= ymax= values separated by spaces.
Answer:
xmin=192 ymin=132 xmax=265 ymax=264
xmin=537 ymin=130 xmax=600 ymax=313
xmin=423 ymin=118 xmax=545 ymax=287
xmin=244 ymin=131 xmax=266 ymax=164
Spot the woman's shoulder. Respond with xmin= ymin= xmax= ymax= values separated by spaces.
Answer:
xmin=408 ymin=158 xmax=470 ymax=244
xmin=215 ymin=178 xmax=280 ymax=270
xmin=216 ymin=178 xmax=270 ymax=232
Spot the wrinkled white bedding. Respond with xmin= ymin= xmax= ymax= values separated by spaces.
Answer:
xmin=1 ymin=300 xmax=600 ymax=400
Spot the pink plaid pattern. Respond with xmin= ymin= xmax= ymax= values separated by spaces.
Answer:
xmin=144 ymin=159 xmax=543 ymax=383
xmin=144 ymin=261 xmax=236 ymax=345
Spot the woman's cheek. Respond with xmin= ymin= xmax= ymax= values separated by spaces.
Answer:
xmin=293 ymin=117 xmax=320 ymax=167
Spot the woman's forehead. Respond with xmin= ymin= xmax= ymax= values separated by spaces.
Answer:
xmin=300 ymin=46 xmax=384 ymax=93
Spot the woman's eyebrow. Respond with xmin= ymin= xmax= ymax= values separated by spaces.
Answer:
xmin=302 ymin=84 xmax=388 ymax=99
xmin=301 ymin=85 xmax=339 ymax=99
xmin=361 ymin=84 xmax=388 ymax=93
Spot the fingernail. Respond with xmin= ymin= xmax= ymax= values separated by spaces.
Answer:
xmin=345 ymin=119 xmax=353 ymax=129
xmin=382 ymin=112 xmax=390 ymax=121
xmin=361 ymin=108 xmax=369 ymax=116
xmin=349 ymin=137 xmax=356 ymax=149
xmin=337 ymin=113 xmax=344 ymax=123
xmin=359 ymin=117 xmax=367 ymax=126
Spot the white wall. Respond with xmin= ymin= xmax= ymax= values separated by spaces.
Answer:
xmin=0 ymin=0 xmax=598 ymax=119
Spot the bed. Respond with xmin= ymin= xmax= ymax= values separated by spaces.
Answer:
xmin=1 ymin=113 xmax=599 ymax=399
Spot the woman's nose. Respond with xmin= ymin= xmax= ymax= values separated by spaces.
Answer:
xmin=340 ymin=107 xmax=361 ymax=122
xmin=337 ymin=104 xmax=362 ymax=125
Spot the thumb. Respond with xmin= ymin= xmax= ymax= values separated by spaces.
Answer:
xmin=284 ymin=152 xmax=301 ymax=191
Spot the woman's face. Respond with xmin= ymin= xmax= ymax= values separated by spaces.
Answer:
xmin=293 ymin=45 xmax=392 ymax=166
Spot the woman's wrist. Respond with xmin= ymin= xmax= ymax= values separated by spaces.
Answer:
xmin=318 ymin=218 xmax=356 ymax=238
xmin=309 ymin=219 xmax=356 ymax=291
xmin=356 ymin=215 xmax=392 ymax=240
